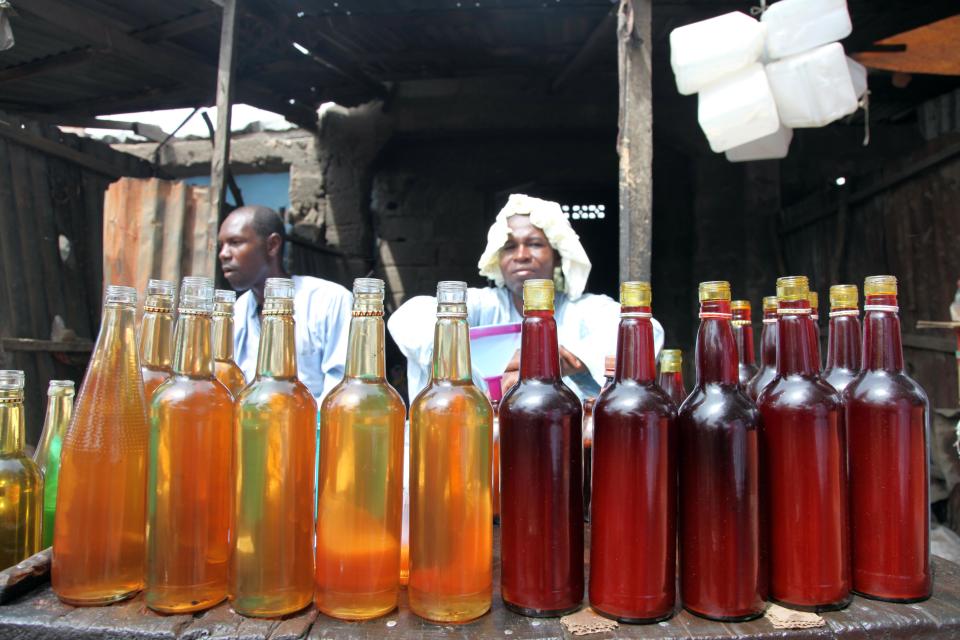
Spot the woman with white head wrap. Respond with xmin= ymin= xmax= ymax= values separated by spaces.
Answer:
xmin=387 ymin=194 xmax=665 ymax=400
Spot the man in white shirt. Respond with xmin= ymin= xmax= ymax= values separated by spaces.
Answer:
xmin=217 ymin=205 xmax=352 ymax=402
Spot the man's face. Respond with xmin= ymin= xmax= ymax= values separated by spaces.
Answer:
xmin=498 ymin=215 xmax=558 ymax=298
xmin=217 ymin=213 xmax=269 ymax=292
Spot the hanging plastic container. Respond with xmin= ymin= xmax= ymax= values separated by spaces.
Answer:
xmin=766 ymin=43 xmax=859 ymax=128
xmin=670 ymin=11 xmax=766 ymax=96
xmin=725 ymin=125 xmax=793 ymax=162
xmin=847 ymin=57 xmax=868 ymax=99
xmin=761 ymin=0 xmax=852 ymax=61
xmin=698 ymin=63 xmax=780 ymax=153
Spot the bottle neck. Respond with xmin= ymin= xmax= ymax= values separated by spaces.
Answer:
xmin=432 ymin=311 xmax=472 ymax=383
xmin=345 ymin=313 xmax=386 ymax=380
xmin=776 ymin=301 xmax=820 ymax=376
xmin=140 ymin=310 xmax=173 ymax=368
xmin=0 ymin=399 xmax=25 ymax=455
xmin=519 ymin=310 xmax=561 ymax=380
xmin=862 ymin=293 xmax=904 ymax=372
xmin=826 ymin=309 xmax=861 ymax=371
xmin=42 ymin=392 xmax=74 ymax=440
xmin=732 ymin=322 xmax=756 ymax=367
xmin=212 ymin=312 xmax=235 ymax=362
xmin=615 ymin=306 xmax=656 ymax=383
xmin=758 ymin=309 xmax=778 ymax=367
xmin=695 ymin=299 xmax=739 ymax=385
xmin=172 ymin=312 xmax=215 ymax=377
xmin=257 ymin=312 xmax=298 ymax=379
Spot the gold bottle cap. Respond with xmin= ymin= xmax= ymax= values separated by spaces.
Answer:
xmin=604 ymin=355 xmax=615 ymax=377
xmin=776 ymin=276 xmax=810 ymax=302
xmin=762 ymin=296 xmax=778 ymax=312
xmin=808 ymin=291 xmax=819 ymax=312
xmin=620 ymin=281 xmax=652 ymax=307
xmin=864 ymin=275 xmax=897 ymax=296
xmin=698 ymin=281 xmax=731 ymax=302
xmin=660 ymin=349 xmax=682 ymax=373
xmin=731 ymin=300 xmax=751 ymax=311
xmin=523 ymin=279 xmax=555 ymax=312
xmin=179 ymin=276 xmax=215 ymax=314
xmin=830 ymin=284 xmax=858 ymax=309
xmin=47 ymin=379 xmax=75 ymax=396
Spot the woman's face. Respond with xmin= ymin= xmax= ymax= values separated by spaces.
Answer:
xmin=499 ymin=215 xmax=559 ymax=298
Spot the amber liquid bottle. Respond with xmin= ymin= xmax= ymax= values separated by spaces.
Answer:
xmin=53 ymin=285 xmax=149 ymax=605
xmin=231 ymin=278 xmax=317 ymax=616
xmin=847 ymin=275 xmax=930 ymax=602
xmin=678 ymin=281 xmax=764 ymax=621
xmin=140 ymin=279 xmax=174 ymax=402
xmin=409 ymin=281 xmax=493 ymax=623
xmin=500 ymin=279 xmax=583 ymax=617
xmin=809 ymin=291 xmax=822 ymax=369
xmin=0 ymin=370 xmax=43 ymax=569
xmin=658 ymin=349 xmax=687 ymax=406
xmin=316 ymin=278 xmax=405 ymax=620
xmin=757 ymin=276 xmax=850 ymax=610
xmin=732 ymin=300 xmax=759 ymax=388
xmin=746 ymin=296 xmax=778 ymax=401
xmin=590 ymin=282 xmax=676 ymax=623
xmin=583 ymin=356 xmax=614 ymax=524
xmin=34 ymin=380 xmax=75 ymax=549
xmin=212 ymin=289 xmax=247 ymax=398
xmin=146 ymin=276 xmax=233 ymax=613
xmin=823 ymin=285 xmax=861 ymax=395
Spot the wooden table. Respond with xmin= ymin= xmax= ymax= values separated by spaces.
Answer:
xmin=2 ymin=529 xmax=960 ymax=639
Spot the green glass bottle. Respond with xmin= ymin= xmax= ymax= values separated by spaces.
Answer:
xmin=33 ymin=380 xmax=75 ymax=548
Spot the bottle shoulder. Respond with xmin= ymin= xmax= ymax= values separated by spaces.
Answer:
xmin=0 ymin=454 xmax=42 ymax=479
xmin=758 ymin=374 xmax=841 ymax=412
xmin=152 ymin=375 xmax=233 ymax=408
xmin=500 ymin=378 xmax=581 ymax=416
xmin=845 ymin=369 xmax=927 ymax=407
xmin=411 ymin=382 xmax=492 ymax=417
xmin=321 ymin=377 xmax=406 ymax=414
xmin=239 ymin=377 xmax=316 ymax=409
xmin=679 ymin=383 xmax=760 ymax=429
xmin=595 ymin=380 xmax=675 ymax=420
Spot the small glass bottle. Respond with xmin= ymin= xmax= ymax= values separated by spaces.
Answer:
xmin=499 ymin=279 xmax=583 ymax=617
xmin=590 ymin=282 xmax=676 ymax=623
xmin=847 ymin=275 xmax=930 ymax=602
xmin=316 ymin=278 xmax=406 ymax=620
xmin=492 ymin=399 xmax=500 ymax=524
xmin=53 ymin=285 xmax=149 ymax=606
xmin=657 ymin=349 xmax=687 ymax=406
xmin=731 ymin=300 xmax=759 ymax=387
xmin=140 ymin=279 xmax=174 ymax=401
xmin=584 ymin=356 xmax=615 ymax=523
xmin=678 ymin=281 xmax=764 ymax=621
xmin=231 ymin=278 xmax=317 ymax=617
xmin=823 ymin=284 xmax=861 ymax=395
xmin=758 ymin=276 xmax=849 ymax=610
xmin=409 ymin=281 xmax=493 ymax=623
xmin=809 ymin=291 xmax=822 ymax=368
xmin=146 ymin=277 xmax=233 ymax=614
xmin=0 ymin=370 xmax=43 ymax=568
xmin=746 ymin=295 xmax=778 ymax=401
xmin=212 ymin=289 xmax=247 ymax=398
xmin=33 ymin=380 xmax=75 ymax=549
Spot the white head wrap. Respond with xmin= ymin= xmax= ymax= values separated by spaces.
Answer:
xmin=477 ymin=194 xmax=592 ymax=300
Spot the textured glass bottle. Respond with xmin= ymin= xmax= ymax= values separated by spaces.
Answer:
xmin=33 ymin=380 xmax=75 ymax=548
xmin=409 ymin=281 xmax=493 ymax=623
xmin=846 ymin=275 xmax=930 ymax=602
xmin=732 ymin=300 xmax=759 ymax=387
xmin=212 ymin=289 xmax=247 ymax=398
xmin=316 ymin=278 xmax=405 ymax=620
xmin=590 ymin=282 xmax=676 ymax=623
xmin=231 ymin=278 xmax=317 ymax=617
xmin=53 ymin=285 xmax=149 ymax=605
xmin=499 ymin=279 xmax=583 ymax=617
xmin=146 ymin=277 xmax=233 ymax=613
xmin=678 ymin=281 xmax=764 ymax=621
xmin=746 ymin=296 xmax=778 ymax=401
xmin=140 ymin=279 xmax=174 ymax=401
xmin=657 ymin=349 xmax=686 ymax=406
xmin=823 ymin=285 xmax=861 ymax=395
xmin=757 ymin=276 xmax=850 ymax=610
xmin=0 ymin=371 xmax=43 ymax=568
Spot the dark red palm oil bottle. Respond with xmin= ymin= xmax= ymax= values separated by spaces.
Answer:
xmin=732 ymin=300 xmax=759 ymax=388
xmin=678 ymin=281 xmax=764 ymax=621
xmin=823 ymin=285 xmax=862 ymax=396
xmin=757 ymin=276 xmax=850 ymax=610
xmin=658 ymin=350 xmax=687 ymax=407
xmin=846 ymin=275 xmax=931 ymax=602
xmin=746 ymin=296 xmax=778 ymax=401
xmin=590 ymin=282 xmax=676 ymax=623
xmin=499 ymin=279 xmax=584 ymax=616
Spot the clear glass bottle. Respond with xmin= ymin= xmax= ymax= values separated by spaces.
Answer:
xmin=53 ymin=285 xmax=149 ymax=605
xmin=409 ymin=281 xmax=493 ymax=623
xmin=809 ymin=290 xmax=822 ymax=368
xmin=657 ymin=349 xmax=687 ymax=406
xmin=746 ymin=296 xmax=778 ymax=401
xmin=316 ymin=278 xmax=406 ymax=620
xmin=0 ymin=370 xmax=43 ymax=568
xmin=140 ymin=279 xmax=174 ymax=402
xmin=731 ymin=300 xmax=759 ymax=388
xmin=33 ymin=380 xmax=75 ymax=549
xmin=212 ymin=289 xmax=247 ymax=398
xmin=823 ymin=284 xmax=861 ymax=395
xmin=146 ymin=277 xmax=233 ymax=614
xmin=231 ymin=278 xmax=317 ymax=617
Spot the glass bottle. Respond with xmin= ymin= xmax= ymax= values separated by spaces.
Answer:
xmin=732 ymin=300 xmax=759 ymax=387
xmin=589 ymin=282 xmax=676 ymax=623
xmin=809 ymin=291 xmax=822 ymax=368
xmin=846 ymin=275 xmax=930 ymax=602
xmin=53 ymin=285 xmax=149 ymax=605
xmin=823 ymin=284 xmax=861 ymax=395
xmin=0 ymin=370 xmax=43 ymax=568
xmin=33 ymin=380 xmax=75 ymax=549
xmin=316 ymin=278 xmax=405 ymax=620
xmin=146 ymin=277 xmax=233 ymax=614
xmin=746 ymin=295 xmax=778 ymax=401
xmin=409 ymin=281 xmax=493 ymax=623
xmin=678 ymin=281 xmax=764 ymax=621
xmin=140 ymin=279 xmax=174 ymax=402
xmin=212 ymin=289 xmax=247 ymax=398
xmin=492 ymin=399 xmax=500 ymax=524
xmin=231 ymin=277 xmax=317 ymax=617
xmin=583 ymin=356 xmax=615 ymax=524
xmin=657 ymin=349 xmax=687 ymax=406
xmin=499 ymin=279 xmax=583 ymax=617
xmin=757 ymin=276 xmax=850 ymax=609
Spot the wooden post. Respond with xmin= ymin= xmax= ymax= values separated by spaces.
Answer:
xmin=210 ymin=0 xmax=238 ymax=224
xmin=616 ymin=0 xmax=653 ymax=283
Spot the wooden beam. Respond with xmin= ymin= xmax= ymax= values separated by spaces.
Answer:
xmin=27 ymin=116 xmax=167 ymax=142
xmin=0 ymin=118 xmax=127 ymax=178
xmin=616 ymin=0 xmax=653 ymax=283
xmin=0 ymin=48 xmax=101 ymax=85
xmin=0 ymin=338 xmax=93 ymax=353
xmin=133 ymin=9 xmax=222 ymax=43
xmin=211 ymin=0 xmax=239 ymax=225
xmin=551 ymin=8 xmax=616 ymax=93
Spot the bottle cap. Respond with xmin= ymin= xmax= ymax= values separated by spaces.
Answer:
xmin=178 ymin=276 xmax=214 ymax=313
xmin=437 ymin=281 xmax=467 ymax=305
xmin=864 ymin=275 xmax=897 ymax=296
xmin=762 ymin=296 xmax=778 ymax=312
xmin=105 ymin=284 xmax=137 ymax=306
xmin=604 ymin=355 xmax=615 ymax=377
xmin=0 ymin=370 xmax=25 ymax=391
xmin=698 ymin=281 xmax=731 ymax=302
xmin=47 ymin=380 xmax=75 ymax=396
xmin=353 ymin=277 xmax=384 ymax=298
xmin=830 ymin=284 xmax=858 ymax=309
xmin=523 ymin=279 xmax=555 ymax=312
xmin=731 ymin=300 xmax=752 ymax=323
xmin=660 ymin=349 xmax=682 ymax=373
xmin=808 ymin=291 xmax=819 ymax=313
xmin=620 ymin=281 xmax=652 ymax=307
xmin=776 ymin=276 xmax=810 ymax=302
xmin=731 ymin=300 xmax=751 ymax=312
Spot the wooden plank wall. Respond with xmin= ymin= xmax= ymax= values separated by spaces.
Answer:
xmin=0 ymin=112 xmax=152 ymax=442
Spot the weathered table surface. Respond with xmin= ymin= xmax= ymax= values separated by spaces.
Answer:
xmin=2 ymin=528 xmax=960 ymax=640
